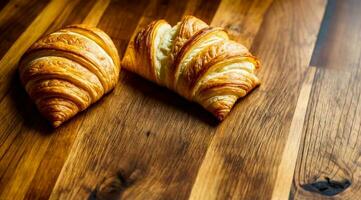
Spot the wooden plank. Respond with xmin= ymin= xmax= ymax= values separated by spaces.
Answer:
xmin=0 ymin=0 xmax=49 ymax=58
xmin=292 ymin=0 xmax=361 ymax=199
xmin=43 ymin=0 xmax=97 ymax=34
xmin=182 ymin=0 xmax=221 ymax=24
xmin=293 ymin=67 xmax=361 ymax=200
xmin=210 ymin=0 xmax=273 ymax=48
xmin=49 ymin=0 xmax=215 ymax=199
xmin=0 ymin=0 xmax=101 ymax=199
xmin=189 ymin=0 xmax=326 ymax=199
xmin=82 ymin=0 xmax=111 ymax=27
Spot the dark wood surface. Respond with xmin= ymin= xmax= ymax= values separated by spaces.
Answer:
xmin=0 ymin=0 xmax=359 ymax=199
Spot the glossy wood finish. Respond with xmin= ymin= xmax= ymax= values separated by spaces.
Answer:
xmin=1 ymin=0 xmax=358 ymax=199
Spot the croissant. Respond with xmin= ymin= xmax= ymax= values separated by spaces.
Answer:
xmin=19 ymin=24 xmax=120 ymax=127
xmin=122 ymin=16 xmax=261 ymax=120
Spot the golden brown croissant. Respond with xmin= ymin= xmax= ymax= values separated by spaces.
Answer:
xmin=19 ymin=24 xmax=120 ymax=127
xmin=122 ymin=16 xmax=260 ymax=120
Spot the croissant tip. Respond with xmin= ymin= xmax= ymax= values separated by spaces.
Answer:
xmin=52 ymin=121 xmax=63 ymax=128
xmin=216 ymin=113 xmax=226 ymax=121
xmin=214 ymin=108 xmax=232 ymax=121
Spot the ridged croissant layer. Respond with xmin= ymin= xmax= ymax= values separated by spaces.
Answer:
xmin=122 ymin=16 xmax=261 ymax=120
xmin=19 ymin=24 xmax=120 ymax=127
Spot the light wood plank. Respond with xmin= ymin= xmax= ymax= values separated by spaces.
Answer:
xmin=271 ymin=67 xmax=316 ymax=200
xmin=82 ymin=0 xmax=111 ymax=26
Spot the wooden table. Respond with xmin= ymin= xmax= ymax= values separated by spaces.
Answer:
xmin=0 ymin=0 xmax=360 ymax=199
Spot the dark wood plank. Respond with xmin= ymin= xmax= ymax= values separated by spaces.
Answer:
xmin=293 ymin=0 xmax=361 ymax=199
xmin=189 ymin=0 xmax=326 ymax=199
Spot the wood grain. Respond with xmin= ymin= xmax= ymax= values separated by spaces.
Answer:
xmin=292 ymin=0 xmax=361 ymax=199
xmin=4 ymin=0 xmax=360 ymax=199
xmin=294 ymin=67 xmax=361 ymax=199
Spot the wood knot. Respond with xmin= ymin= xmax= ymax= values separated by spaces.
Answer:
xmin=88 ymin=169 xmax=143 ymax=200
xmin=301 ymin=177 xmax=351 ymax=196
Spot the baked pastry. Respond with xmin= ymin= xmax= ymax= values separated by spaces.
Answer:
xmin=19 ymin=24 xmax=120 ymax=127
xmin=122 ymin=16 xmax=260 ymax=120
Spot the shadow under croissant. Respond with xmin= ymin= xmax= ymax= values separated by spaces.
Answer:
xmin=9 ymin=71 xmax=53 ymax=134
xmin=10 ymin=69 xmax=238 ymax=130
xmin=120 ymin=70 xmax=219 ymax=127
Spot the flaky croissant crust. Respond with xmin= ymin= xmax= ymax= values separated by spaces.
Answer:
xmin=122 ymin=16 xmax=260 ymax=120
xmin=19 ymin=24 xmax=120 ymax=127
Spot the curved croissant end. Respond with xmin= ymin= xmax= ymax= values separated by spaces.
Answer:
xmin=122 ymin=15 xmax=261 ymax=121
xmin=176 ymin=40 xmax=251 ymax=99
xmin=193 ymin=56 xmax=260 ymax=120
xmin=19 ymin=25 xmax=120 ymax=127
